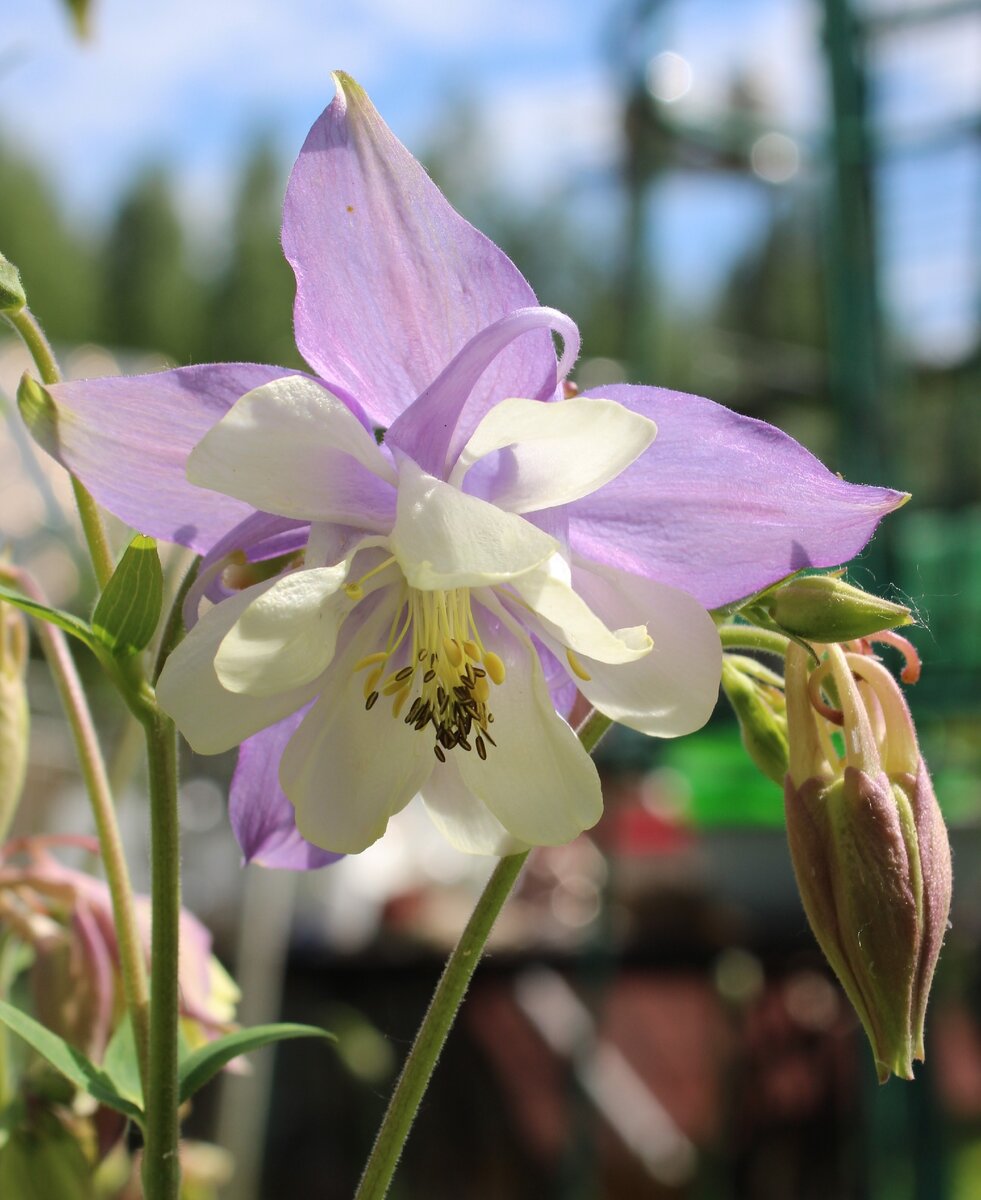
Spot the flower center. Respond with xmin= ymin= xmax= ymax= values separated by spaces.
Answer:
xmin=353 ymin=586 xmax=504 ymax=762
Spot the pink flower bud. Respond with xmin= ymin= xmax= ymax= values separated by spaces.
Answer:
xmin=783 ymin=639 xmax=951 ymax=1081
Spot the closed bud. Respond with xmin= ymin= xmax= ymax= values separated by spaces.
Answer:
xmin=0 ymin=251 xmax=26 ymax=314
xmin=766 ymin=573 xmax=911 ymax=643
xmin=0 ymin=601 xmax=30 ymax=840
xmin=721 ymin=655 xmax=788 ymax=784
xmin=783 ymin=639 xmax=951 ymax=1081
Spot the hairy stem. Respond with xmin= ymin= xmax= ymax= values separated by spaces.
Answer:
xmin=719 ymin=622 xmax=791 ymax=658
xmin=139 ymin=703 xmax=182 ymax=1200
xmin=0 ymin=566 xmax=150 ymax=1088
xmin=354 ymin=709 xmax=612 ymax=1200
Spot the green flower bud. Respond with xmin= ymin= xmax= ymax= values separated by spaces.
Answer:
xmin=783 ymin=641 xmax=951 ymax=1081
xmin=721 ymin=655 xmax=788 ymax=784
xmin=0 ymin=601 xmax=30 ymax=840
xmin=766 ymin=573 xmax=911 ymax=643
xmin=0 ymin=251 xmax=26 ymax=314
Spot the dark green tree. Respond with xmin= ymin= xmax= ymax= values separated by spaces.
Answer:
xmin=100 ymin=165 xmax=197 ymax=361
xmin=0 ymin=141 xmax=96 ymax=343
xmin=205 ymin=139 xmax=298 ymax=367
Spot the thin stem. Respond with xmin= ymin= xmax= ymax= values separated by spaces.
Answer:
xmin=354 ymin=851 xmax=528 ymax=1200
xmin=0 ymin=567 xmax=150 ymax=1088
xmin=4 ymin=306 xmax=114 ymax=588
xmin=719 ymin=622 xmax=791 ymax=659
xmin=139 ymin=703 xmax=182 ymax=1200
xmin=354 ymin=706 xmax=613 ymax=1200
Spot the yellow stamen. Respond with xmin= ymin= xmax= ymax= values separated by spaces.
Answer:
xmin=351 ymin=584 xmax=504 ymax=762
xmin=382 ymin=673 xmax=406 ymax=696
xmin=363 ymin=666 xmax=383 ymax=698
xmin=566 ymin=648 xmax=592 ymax=682
xmin=482 ymin=651 xmax=506 ymax=686
xmin=353 ymin=651 xmax=388 ymax=672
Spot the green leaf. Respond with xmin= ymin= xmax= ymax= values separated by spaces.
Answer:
xmin=0 ymin=583 xmax=99 ymax=652
xmin=178 ymin=1022 xmax=335 ymax=1104
xmin=0 ymin=999 xmax=143 ymax=1123
xmin=92 ymin=535 xmax=163 ymax=657
xmin=0 ymin=251 xmax=25 ymax=313
xmin=101 ymin=1016 xmax=143 ymax=1108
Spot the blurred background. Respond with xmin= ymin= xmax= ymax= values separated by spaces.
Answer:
xmin=1 ymin=0 xmax=979 ymax=1196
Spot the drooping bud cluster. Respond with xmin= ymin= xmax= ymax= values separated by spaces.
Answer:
xmin=782 ymin=636 xmax=952 ymax=1081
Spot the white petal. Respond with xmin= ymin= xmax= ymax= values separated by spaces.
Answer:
xmin=563 ymin=559 xmax=723 ymax=737
xmin=454 ymin=600 xmax=603 ymax=845
xmin=390 ymin=457 xmax=557 ymax=589
xmin=448 ymin=396 xmax=657 ymax=512
xmin=215 ymin=567 xmax=351 ymax=697
xmin=214 ymin=535 xmax=393 ymax=697
xmin=156 ymin=580 xmax=319 ymax=755
xmin=188 ymin=376 xmax=397 ymax=525
xmin=421 ymin=758 xmax=528 ymax=857
xmin=509 ymin=555 xmax=652 ymax=665
xmin=279 ymin=597 xmax=435 ymax=853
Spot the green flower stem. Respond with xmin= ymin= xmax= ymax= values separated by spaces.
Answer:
xmin=0 ymin=566 xmax=151 ymax=1088
xmin=138 ymin=701 xmax=182 ymax=1200
xmin=719 ymin=622 xmax=791 ymax=659
xmin=4 ymin=306 xmax=114 ymax=589
xmin=355 ymin=709 xmax=612 ymax=1200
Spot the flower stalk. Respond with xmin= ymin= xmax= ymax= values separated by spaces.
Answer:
xmin=4 ymin=305 xmax=114 ymax=589
xmin=355 ymin=710 xmax=611 ymax=1200
xmin=139 ymin=702 xmax=182 ymax=1200
xmin=0 ymin=566 xmax=151 ymax=1088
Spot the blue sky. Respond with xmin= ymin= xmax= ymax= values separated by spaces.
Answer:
xmin=1 ymin=0 xmax=977 ymax=361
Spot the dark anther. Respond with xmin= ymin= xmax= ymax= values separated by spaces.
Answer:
xmin=475 ymin=735 xmax=487 ymax=760
xmin=482 ymin=728 xmax=497 ymax=747
xmin=395 ymin=666 xmax=414 ymax=681
xmin=434 ymin=744 xmax=446 ymax=763
xmin=423 ymin=669 xmax=437 ymax=683
xmin=365 ymin=691 xmax=379 ymax=711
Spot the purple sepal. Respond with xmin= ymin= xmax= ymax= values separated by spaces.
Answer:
xmin=565 ymin=385 xmax=907 ymax=610
xmin=230 ymin=710 xmax=342 ymax=870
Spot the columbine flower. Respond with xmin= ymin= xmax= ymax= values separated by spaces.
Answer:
xmin=23 ymin=73 xmax=905 ymax=864
xmin=783 ymin=636 xmax=952 ymax=1080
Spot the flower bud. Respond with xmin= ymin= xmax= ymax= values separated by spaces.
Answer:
xmin=766 ymin=573 xmax=911 ymax=643
xmin=721 ymin=655 xmax=788 ymax=784
xmin=0 ymin=602 xmax=30 ymax=841
xmin=783 ymin=639 xmax=951 ymax=1081
xmin=0 ymin=251 xmax=26 ymax=314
